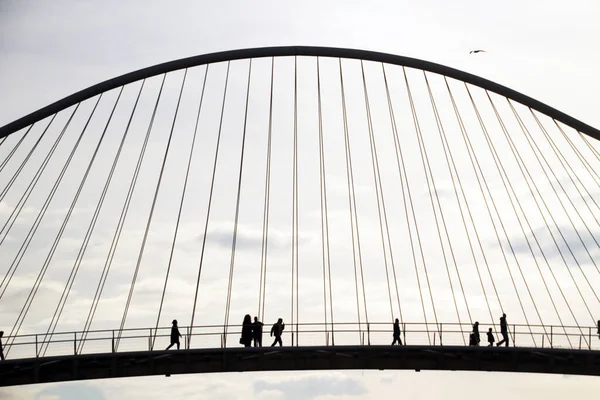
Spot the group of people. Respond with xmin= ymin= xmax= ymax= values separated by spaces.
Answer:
xmin=165 ymin=316 xmax=286 ymax=351
xmin=240 ymin=315 xmax=285 ymax=347
xmin=390 ymin=314 xmax=511 ymax=347
xmin=469 ymin=313 xmax=510 ymax=347
xmin=1 ymin=314 xmax=598 ymax=361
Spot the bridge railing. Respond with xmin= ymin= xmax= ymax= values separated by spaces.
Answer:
xmin=3 ymin=321 xmax=599 ymax=360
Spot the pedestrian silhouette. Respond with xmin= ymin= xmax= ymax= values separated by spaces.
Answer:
xmin=391 ymin=318 xmax=402 ymax=345
xmin=270 ymin=318 xmax=285 ymax=347
xmin=497 ymin=313 xmax=509 ymax=347
xmin=0 ymin=331 xmax=4 ymax=361
xmin=487 ymin=328 xmax=495 ymax=347
xmin=469 ymin=321 xmax=480 ymax=346
xmin=253 ymin=316 xmax=264 ymax=347
xmin=240 ymin=314 xmax=253 ymax=347
xmin=166 ymin=320 xmax=182 ymax=350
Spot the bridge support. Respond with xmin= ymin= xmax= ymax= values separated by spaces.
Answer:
xmin=1 ymin=346 xmax=600 ymax=387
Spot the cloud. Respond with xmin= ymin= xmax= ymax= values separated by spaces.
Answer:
xmin=34 ymin=383 xmax=105 ymax=400
xmin=498 ymin=223 xmax=600 ymax=264
xmin=254 ymin=374 xmax=367 ymax=400
xmin=197 ymin=223 xmax=307 ymax=251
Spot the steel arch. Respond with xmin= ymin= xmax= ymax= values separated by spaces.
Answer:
xmin=0 ymin=46 xmax=598 ymax=140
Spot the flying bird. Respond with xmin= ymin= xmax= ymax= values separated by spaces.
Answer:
xmin=470 ymin=50 xmax=486 ymax=54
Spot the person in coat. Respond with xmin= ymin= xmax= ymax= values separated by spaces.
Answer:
xmin=166 ymin=320 xmax=182 ymax=350
xmin=487 ymin=328 xmax=495 ymax=347
xmin=470 ymin=321 xmax=480 ymax=346
xmin=496 ymin=313 xmax=509 ymax=347
xmin=391 ymin=318 xmax=402 ymax=345
xmin=253 ymin=316 xmax=264 ymax=347
xmin=270 ymin=318 xmax=285 ymax=347
xmin=240 ymin=314 xmax=253 ymax=347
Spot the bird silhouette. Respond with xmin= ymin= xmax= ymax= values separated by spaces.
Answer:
xmin=470 ymin=50 xmax=486 ymax=54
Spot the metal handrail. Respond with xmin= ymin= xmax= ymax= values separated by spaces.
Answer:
xmin=3 ymin=321 xmax=598 ymax=360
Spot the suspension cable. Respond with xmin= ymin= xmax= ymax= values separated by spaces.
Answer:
xmin=554 ymin=122 xmax=600 ymax=189
xmin=292 ymin=56 xmax=299 ymax=344
xmin=46 ymin=82 xmax=146 ymax=355
xmin=338 ymin=59 xmax=370 ymax=331
xmin=443 ymin=77 xmax=505 ymax=320
xmin=0 ymin=99 xmax=96 ymax=301
xmin=189 ymin=62 xmax=231 ymax=331
xmin=5 ymin=95 xmax=103 ymax=354
xmin=317 ymin=57 xmax=335 ymax=343
xmin=0 ymin=105 xmax=80 ymax=252
xmin=423 ymin=72 xmax=476 ymax=329
xmin=0 ymin=116 xmax=56 ymax=204
xmin=507 ymin=101 xmax=600 ymax=319
xmin=116 ymin=70 xmax=188 ymax=349
xmin=460 ymin=83 xmax=537 ymax=343
xmin=540 ymin=120 xmax=600 ymax=226
xmin=79 ymin=76 xmax=166 ymax=352
xmin=487 ymin=92 xmax=581 ymax=344
xmin=410 ymin=71 xmax=466 ymax=332
xmin=360 ymin=61 xmax=398 ymax=324
xmin=37 ymin=86 xmax=125 ymax=354
xmin=0 ymin=124 xmax=34 ymax=174
xmin=224 ymin=60 xmax=252 ymax=340
xmin=530 ymin=110 xmax=600 ymax=291
xmin=383 ymin=67 xmax=430 ymax=338
xmin=258 ymin=58 xmax=274 ymax=322
xmin=152 ymin=67 xmax=209 ymax=349
xmin=476 ymin=89 xmax=563 ymax=342
xmin=292 ymin=57 xmax=300 ymax=343
xmin=402 ymin=67 xmax=440 ymax=338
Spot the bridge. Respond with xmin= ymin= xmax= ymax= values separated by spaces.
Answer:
xmin=1 ymin=46 xmax=600 ymax=387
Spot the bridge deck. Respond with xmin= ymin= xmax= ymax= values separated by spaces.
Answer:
xmin=1 ymin=345 xmax=599 ymax=387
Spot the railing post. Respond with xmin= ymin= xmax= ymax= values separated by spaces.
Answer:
xmin=512 ymin=324 xmax=516 ymax=347
xmin=541 ymin=333 xmax=545 ymax=348
xmin=589 ymin=327 xmax=592 ymax=350
xmin=367 ymin=323 xmax=371 ymax=345
xmin=187 ymin=326 xmax=191 ymax=350
xmin=35 ymin=334 xmax=38 ymax=358
xmin=403 ymin=323 xmax=406 ymax=346
xmin=112 ymin=330 xmax=115 ymax=353
xmin=440 ymin=323 xmax=443 ymax=346
xmin=73 ymin=332 xmax=77 ymax=356
xmin=148 ymin=328 xmax=152 ymax=351
xmin=550 ymin=326 xmax=553 ymax=349
xmin=331 ymin=323 xmax=334 ymax=346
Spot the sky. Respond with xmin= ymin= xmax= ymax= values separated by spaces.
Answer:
xmin=1 ymin=0 xmax=600 ymax=398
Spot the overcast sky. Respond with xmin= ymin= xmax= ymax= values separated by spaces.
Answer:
xmin=2 ymin=0 xmax=600 ymax=399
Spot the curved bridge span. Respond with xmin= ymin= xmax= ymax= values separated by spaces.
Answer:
xmin=1 ymin=346 xmax=600 ymax=387
xmin=2 ymin=46 xmax=600 ymax=386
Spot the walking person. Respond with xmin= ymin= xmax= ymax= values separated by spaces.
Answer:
xmin=391 ymin=318 xmax=402 ymax=345
xmin=270 ymin=318 xmax=285 ymax=347
xmin=487 ymin=328 xmax=495 ymax=347
xmin=469 ymin=321 xmax=480 ymax=346
xmin=497 ymin=313 xmax=509 ymax=347
xmin=0 ymin=331 xmax=4 ymax=361
xmin=166 ymin=320 xmax=182 ymax=350
xmin=240 ymin=314 xmax=253 ymax=347
xmin=253 ymin=317 xmax=264 ymax=347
